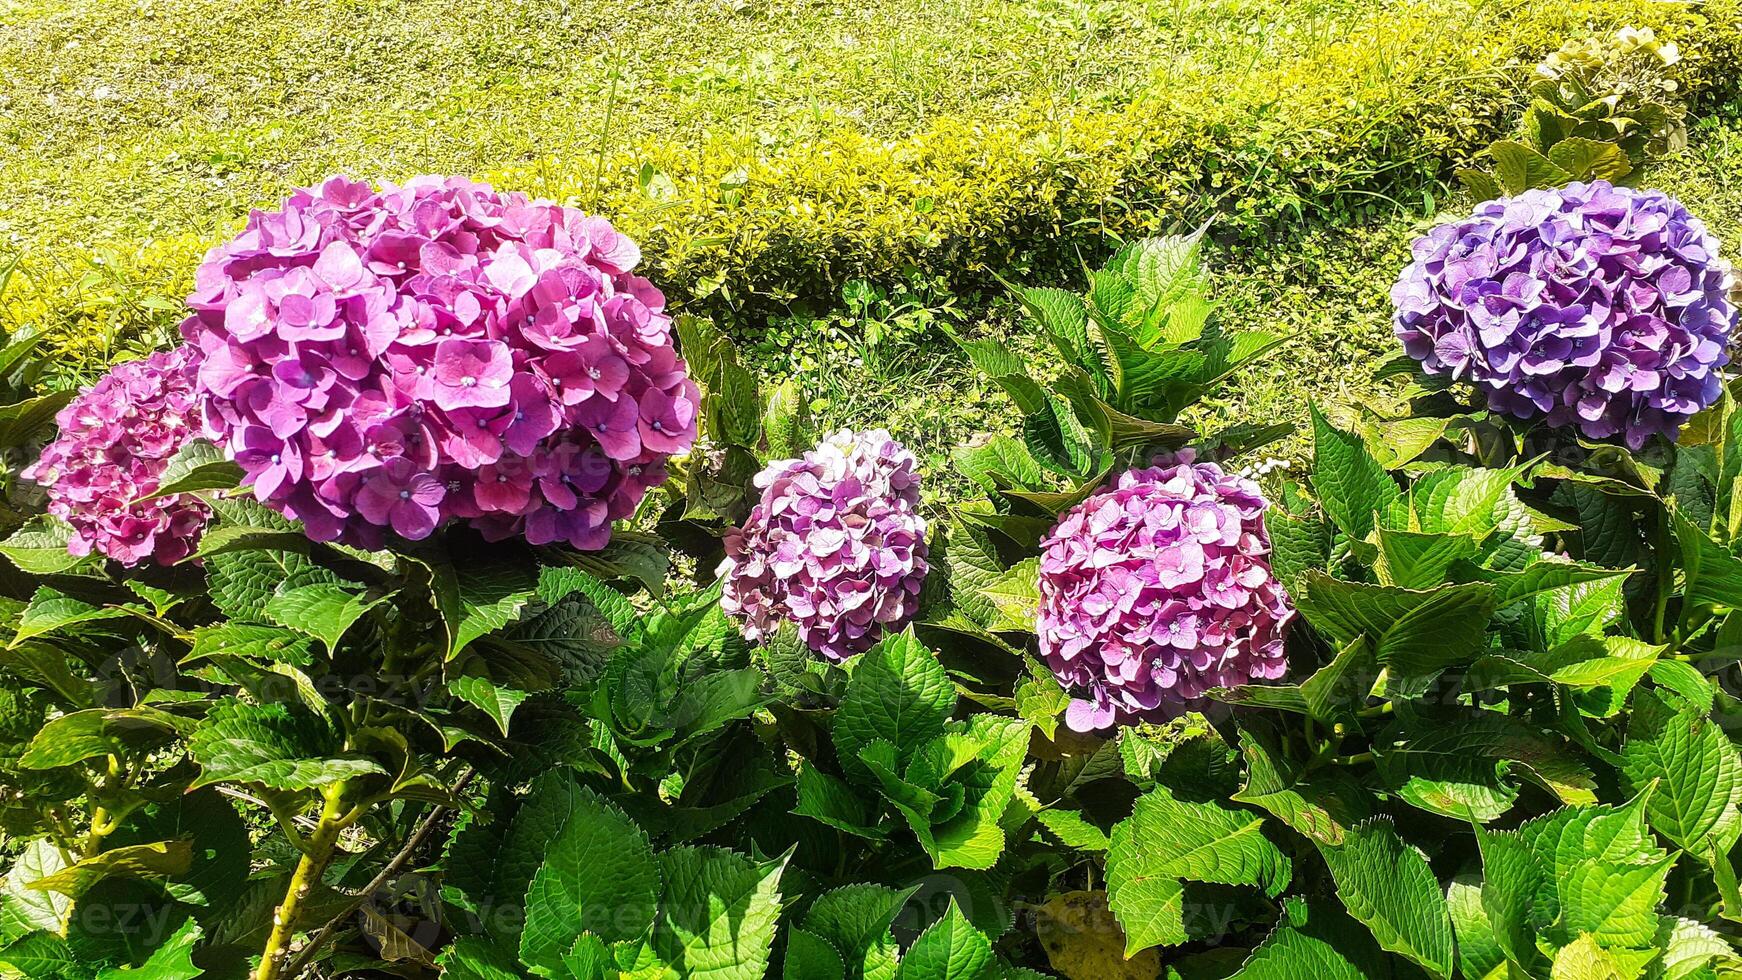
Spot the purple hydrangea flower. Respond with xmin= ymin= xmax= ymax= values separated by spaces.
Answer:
xmin=1393 ymin=181 xmax=1737 ymax=449
xmin=1037 ymin=453 xmax=1293 ymax=731
xmin=24 ymin=345 xmax=211 ymax=566
xmin=718 ymin=429 xmax=929 ymax=661
xmin=179 ymin=175 xmax=698 ymax=549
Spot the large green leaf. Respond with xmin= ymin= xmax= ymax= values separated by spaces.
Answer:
xmin=800 ymin=883 xmax=917 ymax=980
xmin=0 ymin=840 xmax=71 ymax=940
xmin=833 ymin=629 xmax=955 ymax=782
xmin=1107 ymin=787 xmax=1291 ymax=954
xmin=28 ymin=842 xmax=193 ymax=900
xmin=894 ymin=900 xmax=992 ymax=980
xmin=1231 ymin=898 xmax=1391 ymax=980
xmin=1295 ymin=575 xmax=1496 ymax=697
xmin=264 ymin=582 xmax=391 ymax=654
xmin=1316 ymin=818 xmax=1455 ymax=978
xmin=0 ymin=518 xmax=89 ymax=575
xmin=1620 ymin=689 xmax=1742 ymax=857
xmin=1309 ymin=405 xmax=1400 ymax=542
xmin=187 ymin=699 xmax=384 ymax=791
xmin=650 ymin=846 xmax=787 ymax=980
xmin=134 ymin=440 xmax=242 ymax=504
xmin=519 ymin=789 xmax=660 ymax=974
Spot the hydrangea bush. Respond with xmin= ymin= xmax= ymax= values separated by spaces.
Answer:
xmin=179 ymin=175 xmax=698 ymax=549
xmin=22 ymin=344 xmax=209 ymax=565
xmin=1393 ymin=181 xmax=1735 ymax=448
xmin=8 ymin=146 xmax=1742 ymax=980
xmin=719 ymin=428 xmax=928 ymax=661
xmin=1037 ymin=453 xmax=1292 ymax=730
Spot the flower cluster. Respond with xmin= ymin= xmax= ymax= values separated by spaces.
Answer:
xmin=1037 ymin=454 xmax=1293 ymax=731
xmin=1393 ymin=182 xmax=1735 ymax=449
xmin=24 ymin=345 xmax=210 ymax=566
xmin=179 ymin=175 xmax=697 ymax=549
xmin=718 ymin=429 xmax=928 ymax=661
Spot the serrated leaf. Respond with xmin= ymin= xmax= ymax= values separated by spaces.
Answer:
xmin=1546 ymin=137 xmax=1632 ymax=183
xmin=1107 ymin=788 xmax=1291 ymax=954
xmin=449 ymin=675 xmax=532 ymax=737
xmin=1296 ymin=576 xmax=1496 ymax=697
xmin=1621 ymin=689 xmax=1742 ymax=856
xmin=1309 ymin=405 xmax=1400 ymax=541
xmin=0 ymin=518 xmax=88 ymax=575
xmin=92 ymin=918 xmax=203 ymax=979
xmin=1316 ymin=818 xmax=1455 ymax=978
xmin=264 ymin=583 xmax=390 ymax=654
xmin=519 ymin=789 xmax=660 ymax=974
xmin=1234 ymin=724 xmax=1370 ymax=846
xmin=187 ymin=699 xmax=384 ymax=791
xmin=1232 ymin=897 xmax=1391 ymax=980
xmin=29 ymin=843 xmax=192 ymax=900
xmin=801 ymin=883 xmax=917 ymax=980
xmin=1447 ymin=877 xmax=1505 ymax=980
xmin=895 ymin=900 xmax=991 ymax=980
xmin=651 ymin=846 xmax=787 ymax=980
xmin=833 ymin=629 xmax=955 ymax=782
xmin=1037 ymin=809 xmax=1110 ymax=852
xmin=134 ymin=440 xmax=242 ymax=503
xmin=433 ymin=936 xmax=526 ymax=979
xmin=0 ymin=840 xmax=71 ymax=939
xmin=1491 ymin=139 xmax=1572 ymax=194
xmin=182 ymin=623 xmax=313 ymax=666
xmin=11 ymin=586 xmax=136 ymax=647
xmin=978 ymin=558 xmax=1039 ymax=633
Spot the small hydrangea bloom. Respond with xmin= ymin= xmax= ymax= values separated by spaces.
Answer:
xmin=718 ymin=429 xmax=928 ymax=661
xmin=24 ymin=345 xmax=210 ymax=566
xmin=1393 ymin=181 xmax=1736 ymax=449
xmin=179 ymin=175 xmax=698 ymax=549
xmin=1037 ymin=453 xmax=1293 ymax=731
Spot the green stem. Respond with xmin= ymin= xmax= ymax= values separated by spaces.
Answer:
xmin=253 ymin=783 xmax=351 ymax=980
xmin=1652 ymin=507 xmax=1674 ymax=645
xmin=1331 ymin=751 xmax=1374 ymax=767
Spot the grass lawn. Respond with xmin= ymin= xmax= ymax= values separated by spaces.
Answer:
xmin=3 ymin=0 xmax=1740 ymax=497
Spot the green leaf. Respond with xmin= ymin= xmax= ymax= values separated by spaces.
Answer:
xmin=801 ymin=883 xmax=917 ymax=980
xmin=433 ymin=936 xmax=527 ymax=980
xmin=1231 ymin=897 xmax=1391 ymax=980
xmin=1265 ymin=505 xmax=1332 ymax=598
xmin=833 ymin=629 xmax=955 ymax=782
xmin=519 ymin=789 xmax=660 ymax=974
xmin=1296 ymin=576 xmax=1496 ymax=697
xmin=1315 ymin=817 xmax=1455 ymax=978
xmin=978 ymin=558 xmax=1039 ymax=633
xmin=1309 ymin=404 xmax=1400 ymax=542
xmin=0 ymin=840 xmax=71 ymax=939
xmin=0 ymin=390 xmax=73 ymax=447
xmin=1374 ymin=708 xmax=1596 ymax=820
xmin=264 ymin=583 xmax=390 ymax=655
xmin=894 ymin=716 xmax=1030 ymax=870
xmin=11 ymin=586 xmax=135 ymax=647
xmin=182 ymin=623 xmax=314 ymax=666
xmin=1675 ymin=508 xmax=1742 ymax=610
xmin=1620 ymin=689 xmax=1742 ymax=856
xmin=0 ymin=518 xmax=88 ymax=575
xmin=1549 ymin=934 xmax=1628 ymax=980
xmin=449 ymin=557 xmax=539 ymax=659
xmin=29 ymin=842 xmax=193 ymax=900
xmin=783 ymin=928 xmax=846 ymax=980
xmin=1648 ymin=660 xmax=1714 ymax=713
xmin=1375 ymin=528 xmax=1479 ymax=590
xmin=650 ymin=846 xmax=787 ymax=980
xmin=895 ymin=900 xmax=992 ymax=980
xmin=1458 ymin=168 xmax=1503 ymax=201
xmin=1446 ymin=877 xmax=1504 ymax=980
xmin=449 ymin=674 xmax=532 ymax=737
xmin=134 ymin=440 xmax=241 ymax=503
xmin=20 ymin=707 xmax=183 ymax=770
xmin=1546 ymin=137 xmax=1632 ymax=183
xmin=1490 ymin=139 xmax=1572 ymax=194
xmin=187 ymin=699 xmax=385 ymax=791
xmin=1234 ymin=724 xmax=1370 ymax=846
xmin=793 ymin=764 xmax=887 ymax=840
xmin=1514 ymin=796 xmax=1672 ymax=951
xmin=110 ymin=789 xmax=249 ymax=912
xmin=0 ymin=932 xmax=86 ymax=980
xmin=1107 ymin=788 xmax=1292 ymax=954
xmin=1036 ymin=809 xmax=1110 ymax=852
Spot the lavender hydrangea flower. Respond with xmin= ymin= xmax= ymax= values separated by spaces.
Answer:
xmin=24 ymin=345 xmax=210 ymax=566
xmin=718 ymin=429 xmax=928 ymax=661
xmin=1037 ymin=453 xmax=1293 ymax=731
xmin=1393 ymin=181 xmax=1736 ymax=449
xmin=179 ymin=175 xmax=698 ymax=549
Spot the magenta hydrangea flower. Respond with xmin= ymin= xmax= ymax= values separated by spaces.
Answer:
xmin=24 ymin=345 xmax=210 ymax=566
xmin=718 ymin=429 xmax=928 ymax=662
xmin=1037 ymin=453 xmax=1293 ymax=731
xmin=1393 ymin=181 xmax=1736 ymax=449
xmin=178 ymin=175 xmax=698 ymax=549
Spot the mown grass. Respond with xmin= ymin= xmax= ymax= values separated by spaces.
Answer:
xmin=2 ymin=0 xmax=1740 ymax=499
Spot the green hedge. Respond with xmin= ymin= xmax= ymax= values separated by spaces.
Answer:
xmin=513 ymin=0 xmax=1742 ymax=316
xmin=6 ymin=0 xmax=1741 ymax=372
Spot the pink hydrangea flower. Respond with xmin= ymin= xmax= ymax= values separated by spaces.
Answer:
xmin=718 ymin=429 xmax=929 ymax=662
xmin=1037 ymin=453 xmax=1293 ymax=730
xmin=24 ymin=346 xmax=210 ymax=566
xmin=178 ymin=175 xmax=698 ymax=548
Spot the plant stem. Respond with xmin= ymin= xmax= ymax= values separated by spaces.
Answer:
xmin=284 ymin=770 xmax=474 ymax=979
xmin=253 ymin=782 xmax=351 ymax=980
xmin=1652 ymin=506 xmax=1674 ymax=645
